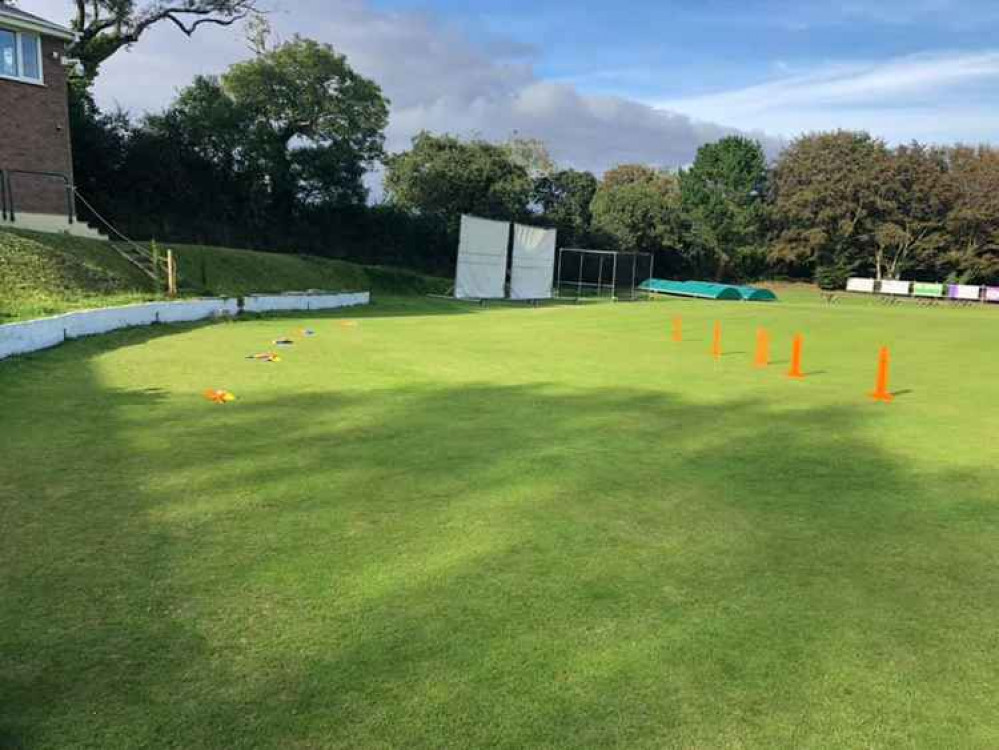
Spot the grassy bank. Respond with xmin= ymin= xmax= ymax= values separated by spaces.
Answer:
xmin=0 ymin=229 xmax=447 ymax=322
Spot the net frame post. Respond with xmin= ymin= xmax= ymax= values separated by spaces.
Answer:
xmin=611 ymin=253 xmax=619 ymax=301
xmin=648 ymin=253 xmax=655 ymax=300
xmin=557 ymin=248 xmax=632 ymax=302
xmin=555 ymin=248 xmax=564 ymax=299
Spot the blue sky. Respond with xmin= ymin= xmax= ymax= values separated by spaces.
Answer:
xmin=32 ymin=0 xmax=999 ymax=173
xmin=374 ymin=0 xmax=999 ymax=143
xmin=383 ymin=0 xmax=999 ymax=89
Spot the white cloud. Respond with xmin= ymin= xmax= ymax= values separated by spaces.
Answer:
xmin=287 ymin=0 xmax=780 ymax=170
xmin=27 ymin=0 xmax=776 ymax=175
xmin=655 ymin=51 xmax=999 ymax=145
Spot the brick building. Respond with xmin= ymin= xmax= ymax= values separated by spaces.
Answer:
xmin=0 ymin=4 xmax=100 ymax=237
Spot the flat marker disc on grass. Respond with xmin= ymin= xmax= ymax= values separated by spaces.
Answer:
xmin=273 ymin=338 xmax=295 ymax=346
xmin=203 ymin=389 xmax=236 ymax=404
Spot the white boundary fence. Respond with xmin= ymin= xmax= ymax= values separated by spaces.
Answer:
xmin=846 ymin=278 xmax=999 ymax=304
xmin=846 ymin=278 xmax=876 ymax=293
xmin=950 ymin=284 xmax=982 ymax=301
xmin=879 ymin=280 xmax=912 ymax=296
xmin=1 ymin=292 xmax=369 ymax=361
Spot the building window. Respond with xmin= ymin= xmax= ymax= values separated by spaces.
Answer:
xmin=0 ymin=27 xmax=43 ymax=84
xmin=0 ymin=29 xmax=16 ymax=78
xmin=19 ymin=32 xmax=39 ymax=80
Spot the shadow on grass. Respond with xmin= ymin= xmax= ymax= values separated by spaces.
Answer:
xmin=1 ymin=346 xmax=998 ymax=748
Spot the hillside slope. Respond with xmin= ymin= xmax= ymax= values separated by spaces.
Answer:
xmin=0 ymin=229 xmax=447 ymax=323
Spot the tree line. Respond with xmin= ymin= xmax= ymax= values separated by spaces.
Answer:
xmin=59 ymin=3 xmax=999 ymax=284
xmin=386 ymin=130 xmax=999 ymax=286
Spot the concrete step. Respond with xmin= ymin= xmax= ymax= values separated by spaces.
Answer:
xmin=0 ymin=212 xmax=108 ymax=240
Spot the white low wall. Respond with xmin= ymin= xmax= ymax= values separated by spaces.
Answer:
xmin=63 ymin=305 xmax=157 ymax=339
xmin=153 ymin=298 xmax=240 ymax=323
xmin=1 ymin=292 xmax=366 ymax=361
xmin=0 ymin=298 xmax=239 ymax=361
xmin=242 ymin=291 xmax=369 ymax=313
xmin=0 ymin=316 xmax=67 ymax=360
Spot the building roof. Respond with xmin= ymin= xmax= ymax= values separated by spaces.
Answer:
xmin=0 ymin=4 xmax=76 ymax=41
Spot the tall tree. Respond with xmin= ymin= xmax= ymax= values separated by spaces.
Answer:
xmin=219 ymin=37 xmax=388 ymax=213
xmin=69 ymin=37 xmax=389 ymax=250
xmin=385 ymin=133 xmax=533 ymax=226
xmin=873 ymin=143 xmax=954 ymax=281
xmin=590 ymin=166 xmax=683 ymax=256
xmin=503 ymin=137 xmax=556 ymax=180
xmin=139 ymin=76 xmax=264 ymax=240
xmin=680 ymin=136 xmax=768 ymax=280
xmin=943 ymin=146 xmax=999 ymax=282
xmin=533 ymin=169 xmax=598 ymax=247
xmin=600 ymin=164 xmax=665 ymax=190
xmin=64 ymin=0 xmax=263 ymax=80
xmin=68 ymin=88 xmax=131 ymax=221
xmin=771 ymin=131 xmax=894 ymax=278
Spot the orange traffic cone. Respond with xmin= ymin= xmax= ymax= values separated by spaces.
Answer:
xmin=754 ymin=328 xmax=770 ymax=368
xmin=870 ymin=347 xmax=894 ymax=403
xmin=787 ymin=334 xmax=805 ymax=379
xmin=711 ymin=321 xmax=722 ymax=361
xmin=672 ymin=316 xmax=683 ymax=343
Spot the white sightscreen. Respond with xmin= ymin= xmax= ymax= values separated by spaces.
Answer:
xmin=509 ymin=224 xmax=557 ymax=300
xmin=455 ymin=215 xmax=510 ymax=299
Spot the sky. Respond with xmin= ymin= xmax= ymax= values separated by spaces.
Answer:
xmin=26 ymin=0 xmax=999 ymax=176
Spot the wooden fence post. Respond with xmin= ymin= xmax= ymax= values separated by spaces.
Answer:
xmin=166 ymin=250 xmax=178 ymax=298
xmin=151 ymin=241 xmax=160 ymax=287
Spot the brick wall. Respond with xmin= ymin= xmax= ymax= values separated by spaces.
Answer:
xmin=0 ymin=34 xmax=74 ymax=216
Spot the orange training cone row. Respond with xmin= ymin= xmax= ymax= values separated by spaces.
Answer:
xmin=672 ymin=317 xmax=683 ymax=343
xmin=787 ymin=334 xmax=805 ymax=379
xmin=754 ymin=328 xmax=770 ymax=368
xmin=870 ymin=346 xmax=894 ymax=403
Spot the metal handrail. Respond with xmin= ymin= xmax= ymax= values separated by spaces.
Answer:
xmin=0 ymin=169 xmax=75 ymax=225
xmin=0 ymin=169 xmax=8 ymax=221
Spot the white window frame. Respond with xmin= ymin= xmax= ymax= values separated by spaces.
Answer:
xmin=0 ymin=27 xmax=44 ymax=86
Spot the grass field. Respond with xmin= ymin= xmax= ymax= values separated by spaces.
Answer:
xmin=2 ymin=289 xmax=998 ymax=749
